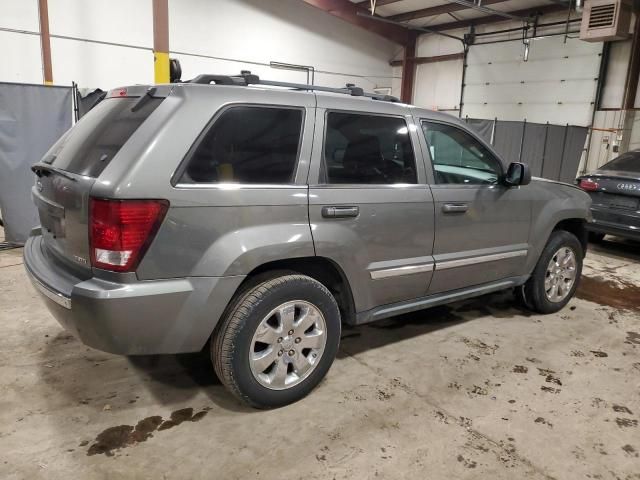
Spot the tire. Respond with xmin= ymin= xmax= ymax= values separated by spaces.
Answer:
xmin=588 ymin=232 xmax=605 ymax=243
xmin=212 ymin=274 xmax=341 ymax=409
xmin=519 ymin=230 xmax=583 ymax=314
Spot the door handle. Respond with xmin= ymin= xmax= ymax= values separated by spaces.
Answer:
xmin=322 ymin=206 xmax=360 ymax=218
xmin=442 ymin=203 xmax=469 ymax=213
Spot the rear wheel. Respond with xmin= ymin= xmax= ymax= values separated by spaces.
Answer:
xmin=212 ymin=274 xmax=341 ymax=408
xmin=518 ymin=230 xmax=583 ymax=314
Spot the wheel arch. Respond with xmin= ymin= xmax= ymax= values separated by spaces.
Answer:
xmin=552 ymin=218 xmax=588 ymax=257
xmin=237 ymin=256 xmax=357 ymax=325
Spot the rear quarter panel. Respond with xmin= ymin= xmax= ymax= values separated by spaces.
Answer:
xmin=90 ymin=85 xmax=317 ymax=279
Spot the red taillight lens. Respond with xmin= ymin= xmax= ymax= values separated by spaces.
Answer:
xmin=89 ymin=198 xmax=168 ymax=272
xmin=579 ymin=178 xmax=599 ymax=191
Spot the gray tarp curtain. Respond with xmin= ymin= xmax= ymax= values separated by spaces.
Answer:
xmin=465 ymin=118 xmax=493 ymax=144
xmin=0 ymin=82 xmax=72 ymax=243
xmin=467 ymin=118 xmax=588 ymax=184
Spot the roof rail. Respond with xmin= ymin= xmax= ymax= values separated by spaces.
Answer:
xmin=186 ymin=71 xmax=399 ymax=103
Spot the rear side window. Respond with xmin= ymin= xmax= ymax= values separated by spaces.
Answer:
xmin=322 ymin=112 xmax=417 ymax=184
xmin=600 ymin=151 xmax=640 ymax=173
xmin=45 ymin=97 xmax=162 ymax=177
xmin=179 ymin=106 xmax=303 ymax=184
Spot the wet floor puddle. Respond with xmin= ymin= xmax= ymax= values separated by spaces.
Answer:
xmin=86 ymin=407 xmax=210 ymax=456
xmin=577 ymin=275 xmax=640 ymax=312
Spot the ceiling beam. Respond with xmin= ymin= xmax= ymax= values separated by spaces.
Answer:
xmin=355 ymin=0 xmax=406 ymax=6
xmin=390 ymin=52 xmax=465 ymax=66
xmin=300 ymin=0 xmax=412 ymax=45
xmin=429 ymin=3 xmax=570 ymax=31
xmin=389 ymin=0 xmax=510 ymax=22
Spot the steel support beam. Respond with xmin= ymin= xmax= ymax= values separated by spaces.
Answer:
xmin=400 ymin=33 xmax=418 ymax=103
xmin=152 ymin=0 xmax=170 ymax=83
xmin=622 ymin=13 xmax=640 ymax=110
xmin=429 ymin=3 xmax=568 ymax=31
xmin=358 ymin=12 xmax=465 ymax=42
xmin=300 ymin=0 xmax=412 ymax=45
xmin=37 ymin=0 xmax=53 ymax=85
xmin=390 ymin=0 xmax=510 ymax=22
xmin=390 ymin=52 xmax=465 ymax=67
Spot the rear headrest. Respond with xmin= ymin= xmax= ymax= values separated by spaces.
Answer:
xmin=343 ymin=135 xmax=383 ymax=173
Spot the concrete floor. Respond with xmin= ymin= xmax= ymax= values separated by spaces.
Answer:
xmin=1 ymin=233 xmax=639 ymax=479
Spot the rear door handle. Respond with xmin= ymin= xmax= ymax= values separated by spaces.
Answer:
xmin=322 ymin=206 xmax=360 ymax=218
xmin=442 ymin=203 xmax=469 ymax=213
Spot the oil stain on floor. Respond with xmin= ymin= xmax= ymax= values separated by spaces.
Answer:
xmin=87 ymin=407 xmax=210 ymax=456
xmin=577 ymin=275 xmax=640 ymax=312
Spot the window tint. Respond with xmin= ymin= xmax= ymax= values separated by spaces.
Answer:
xmin=46 ymin=97 xmax=163 ymax=177
xmin=421 ymin=121 xmax=502 ymax=185
xmin=180 ymin=106 xmax=303 ymax=184
xmin=323 ymin=112 xmax=417 ymax=184
xmin=600 ymin=150 xmax=640 ymax=173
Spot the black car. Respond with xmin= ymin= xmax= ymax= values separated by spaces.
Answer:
xmin=577 ymin=149 xmax=640 ymax=241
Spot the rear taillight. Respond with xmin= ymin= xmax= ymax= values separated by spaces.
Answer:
xmin=89 ymin=198 xmax=168 ymax=272
xmin=579 ymin=178 xmax=599 ymax=191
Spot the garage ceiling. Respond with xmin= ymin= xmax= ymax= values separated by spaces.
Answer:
xmin=352 ymin=0 xmax=572 ymax=30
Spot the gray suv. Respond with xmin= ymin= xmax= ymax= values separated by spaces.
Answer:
xmin=25 ymin=72 xmax=591 ymax=408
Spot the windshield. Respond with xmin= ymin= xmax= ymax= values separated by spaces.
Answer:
xmin=599 ymin=150 xmax=640 ymax=174
xmin=42 ymin=97 xmax=162 ymax=177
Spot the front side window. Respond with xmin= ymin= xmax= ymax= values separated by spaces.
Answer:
xmin=422 ymin=121 xmax=502 ymax=185
xmin=180 ymin=106 xmax=303 ymax=184
xmin=323 ymin=112 xmax=417 ymax=184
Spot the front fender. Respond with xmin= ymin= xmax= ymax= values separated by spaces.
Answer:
xmin=525 ymin=180 xmax=591 ymax=274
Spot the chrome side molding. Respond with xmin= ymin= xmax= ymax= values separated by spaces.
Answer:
xmin=436 ymin=249 xmax=528 ymax=271
xmin=370 ymin=263 xmax=434 ymax=280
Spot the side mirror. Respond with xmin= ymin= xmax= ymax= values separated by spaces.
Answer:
xmin=504 ymin=162 xmax=531 ymax=186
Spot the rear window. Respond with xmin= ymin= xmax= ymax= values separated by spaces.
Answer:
xmin=178 ymin=106 xmax=303 ymax=184
xmin=600 ymin=151 xmax=640 ymax=173
xmin=44 ymin=97 xmax=162 ymax=177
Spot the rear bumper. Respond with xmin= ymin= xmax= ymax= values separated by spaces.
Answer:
xmin=23 ymin=234 xmax=244 ymax=355
xmin=589 ymin=206 xmax=640 ymax=240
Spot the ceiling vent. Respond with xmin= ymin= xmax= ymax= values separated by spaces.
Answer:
xmin=580 ymin=0 xmax=632 ymax=42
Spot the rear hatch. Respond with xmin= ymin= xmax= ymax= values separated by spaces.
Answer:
xmin=32 ymin=86 xmax=166 ymax=273
xmin=578 ymin=172 xmax=640 ymax=211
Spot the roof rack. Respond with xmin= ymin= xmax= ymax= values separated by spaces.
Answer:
xmin=186 ymin=71 xmax=400 ymax=103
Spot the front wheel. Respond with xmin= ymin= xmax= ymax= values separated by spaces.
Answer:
xmin=517 ymin=230 xmax=583 ymax=314
xmin=212 ymin=274 xmax=341 ymax=409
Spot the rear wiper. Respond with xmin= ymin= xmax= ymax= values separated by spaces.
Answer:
xmin=31 ymin=164 xmax=77 ymax=182
xmin=131 ymin=87 xmax=157 ymax=112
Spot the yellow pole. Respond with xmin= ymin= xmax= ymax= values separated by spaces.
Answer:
xmin=152 ymin=0 xmax=170 ymax=84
